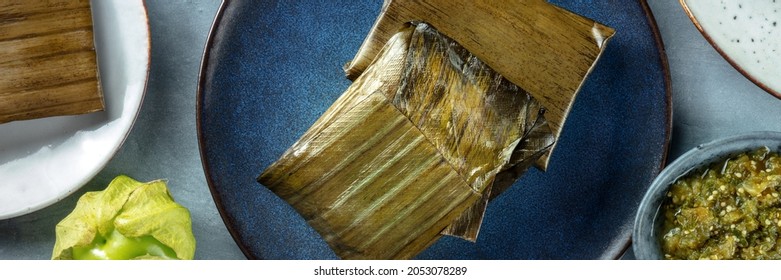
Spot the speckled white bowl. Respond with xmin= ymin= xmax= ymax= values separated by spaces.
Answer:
xmin=633 ymin=131 xmax=781 ymax=259
xmin=681 ymin=0 xmax=781 ymax=98
xmin=0 ymin=0 xmax=150 ymax=219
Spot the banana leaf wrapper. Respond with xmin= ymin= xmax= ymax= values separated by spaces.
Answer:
xmin=395 ymin=24 xmax=555 ymax=240
xmin=258 ymin=23 xmax=553 ymax=259
xmin=0 ymin=0 xmax=103 ymax=124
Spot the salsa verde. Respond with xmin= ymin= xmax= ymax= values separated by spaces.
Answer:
xmin=661 ymin=147 xmax=781 ymax=259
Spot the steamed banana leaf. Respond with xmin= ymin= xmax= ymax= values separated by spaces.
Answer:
xmin=258 ymin=23 xmax=553 ymax=259
xmin=0 ymin=0 xmax=103 ymax=123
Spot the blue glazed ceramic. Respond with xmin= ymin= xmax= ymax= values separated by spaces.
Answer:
xmin=197 ymin=0 xmax=671 ymax=259
xmin=633 ymin=131 xmax=781 ymax=260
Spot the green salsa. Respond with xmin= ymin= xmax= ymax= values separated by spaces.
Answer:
xmin=661 ymin=147 xmax=781 ymax=259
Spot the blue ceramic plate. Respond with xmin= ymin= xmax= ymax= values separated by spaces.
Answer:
xmin=197 ymin=0 xmax=671 ymax=259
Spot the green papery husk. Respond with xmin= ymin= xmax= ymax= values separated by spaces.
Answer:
xmin=52 ymin=175 xmax=195 ymax=260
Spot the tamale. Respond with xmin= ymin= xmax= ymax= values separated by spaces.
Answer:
xmin=259 ymin=23 xmax=553 ymax=259
xmin=0 ymin=0 xmax=103 ymax=124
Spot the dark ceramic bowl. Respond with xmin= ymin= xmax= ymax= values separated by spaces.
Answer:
xmin=633 ymin=131 xmax=781 ymax=259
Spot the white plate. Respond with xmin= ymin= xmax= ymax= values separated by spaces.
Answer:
xmin=682 ymin=0 xmax=781 ymax=98
xmin=0 ymin=0 xmax=150 ymax=219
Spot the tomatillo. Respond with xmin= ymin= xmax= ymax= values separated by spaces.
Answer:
xmin=52 ymin=175 xmax=196 ymax=260
xmin=72 ymin=229 xmax=178 ymax=260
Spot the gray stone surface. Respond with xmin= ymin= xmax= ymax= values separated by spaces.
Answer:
xmin=2 ymin=0 xmax=781 ymax=260
xmin=623 ymin=0 xmax=781 ymax=259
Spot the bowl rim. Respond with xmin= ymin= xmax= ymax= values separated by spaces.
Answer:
xmin=679 ymin=0 xmax=781 ymax=99
xmin=633 ymin=131 xmax=781 ymax=259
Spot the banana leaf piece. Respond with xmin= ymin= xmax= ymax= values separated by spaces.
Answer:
xmin=390 ymin=24 xmax=555 ymax=240
xmin=0 ymin=0 xmax=103 ymax=124
xmin=259 ymin=28 xmax=480 ymax=259
xmin=258 ymin=23 xmax=553 ymax=259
